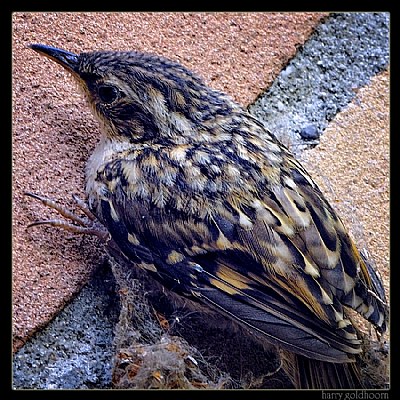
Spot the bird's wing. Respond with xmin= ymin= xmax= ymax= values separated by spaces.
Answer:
xmin=96 ymin=153 xmax=387 ymax=363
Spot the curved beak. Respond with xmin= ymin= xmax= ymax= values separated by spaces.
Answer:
xmin=29 ymin=44 xmax=79 ymax=75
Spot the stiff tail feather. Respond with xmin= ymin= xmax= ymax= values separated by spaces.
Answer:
xmin=281 ymin=350 xmax=362 ymax=389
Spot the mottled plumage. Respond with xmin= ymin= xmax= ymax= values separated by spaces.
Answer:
xmin=28 ymin=44 xmax=388 ymax=389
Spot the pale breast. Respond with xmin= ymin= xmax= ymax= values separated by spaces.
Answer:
xmin=85 ymin=136 xmax=133 ymax=210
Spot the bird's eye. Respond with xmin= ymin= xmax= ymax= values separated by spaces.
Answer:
xmin=98 ymin=84 xmax=119 ymax=104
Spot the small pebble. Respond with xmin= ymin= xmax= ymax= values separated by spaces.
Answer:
xmin=300 ymin=125 xmax=320 ymax=140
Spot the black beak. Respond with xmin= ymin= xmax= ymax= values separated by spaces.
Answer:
xmin=29 ymin=44 xmax=79 ymax=74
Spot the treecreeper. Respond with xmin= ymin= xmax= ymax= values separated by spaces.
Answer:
xmin=26 ymin=44 xmax=389 ymax=389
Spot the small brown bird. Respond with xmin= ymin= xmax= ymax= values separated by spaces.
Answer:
xmin=27 ymin=44 xmax=388 ymax=389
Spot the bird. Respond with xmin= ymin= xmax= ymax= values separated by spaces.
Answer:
xmin=27 ymin=43 xmax=388 ymax=389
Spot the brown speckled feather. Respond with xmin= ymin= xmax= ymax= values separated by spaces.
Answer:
xmin=93 ymin=113 xmax=386 ymax=365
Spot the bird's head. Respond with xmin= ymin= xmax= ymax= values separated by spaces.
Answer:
xmin=29 ymin=44 xmax=236 ymax=145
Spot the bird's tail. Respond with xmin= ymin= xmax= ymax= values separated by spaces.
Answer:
xmin=281 ymin=350 xmax=362 ymax=389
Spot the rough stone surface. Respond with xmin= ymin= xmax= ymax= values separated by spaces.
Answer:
xmin=12 ymin=262 xmax=119 ymax=389
xmin=249 ymin=12 xmax=389 ymax=154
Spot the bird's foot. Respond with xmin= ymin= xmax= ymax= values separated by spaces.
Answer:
xmin=24 ymin=191 xmax=110 ymax=242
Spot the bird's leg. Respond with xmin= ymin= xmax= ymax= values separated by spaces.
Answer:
xmin=24 ymin=192 xmax=110 ymax=242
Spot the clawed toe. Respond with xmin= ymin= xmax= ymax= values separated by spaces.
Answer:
xmin=24 ymin=192 xmax=110 ymax=241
